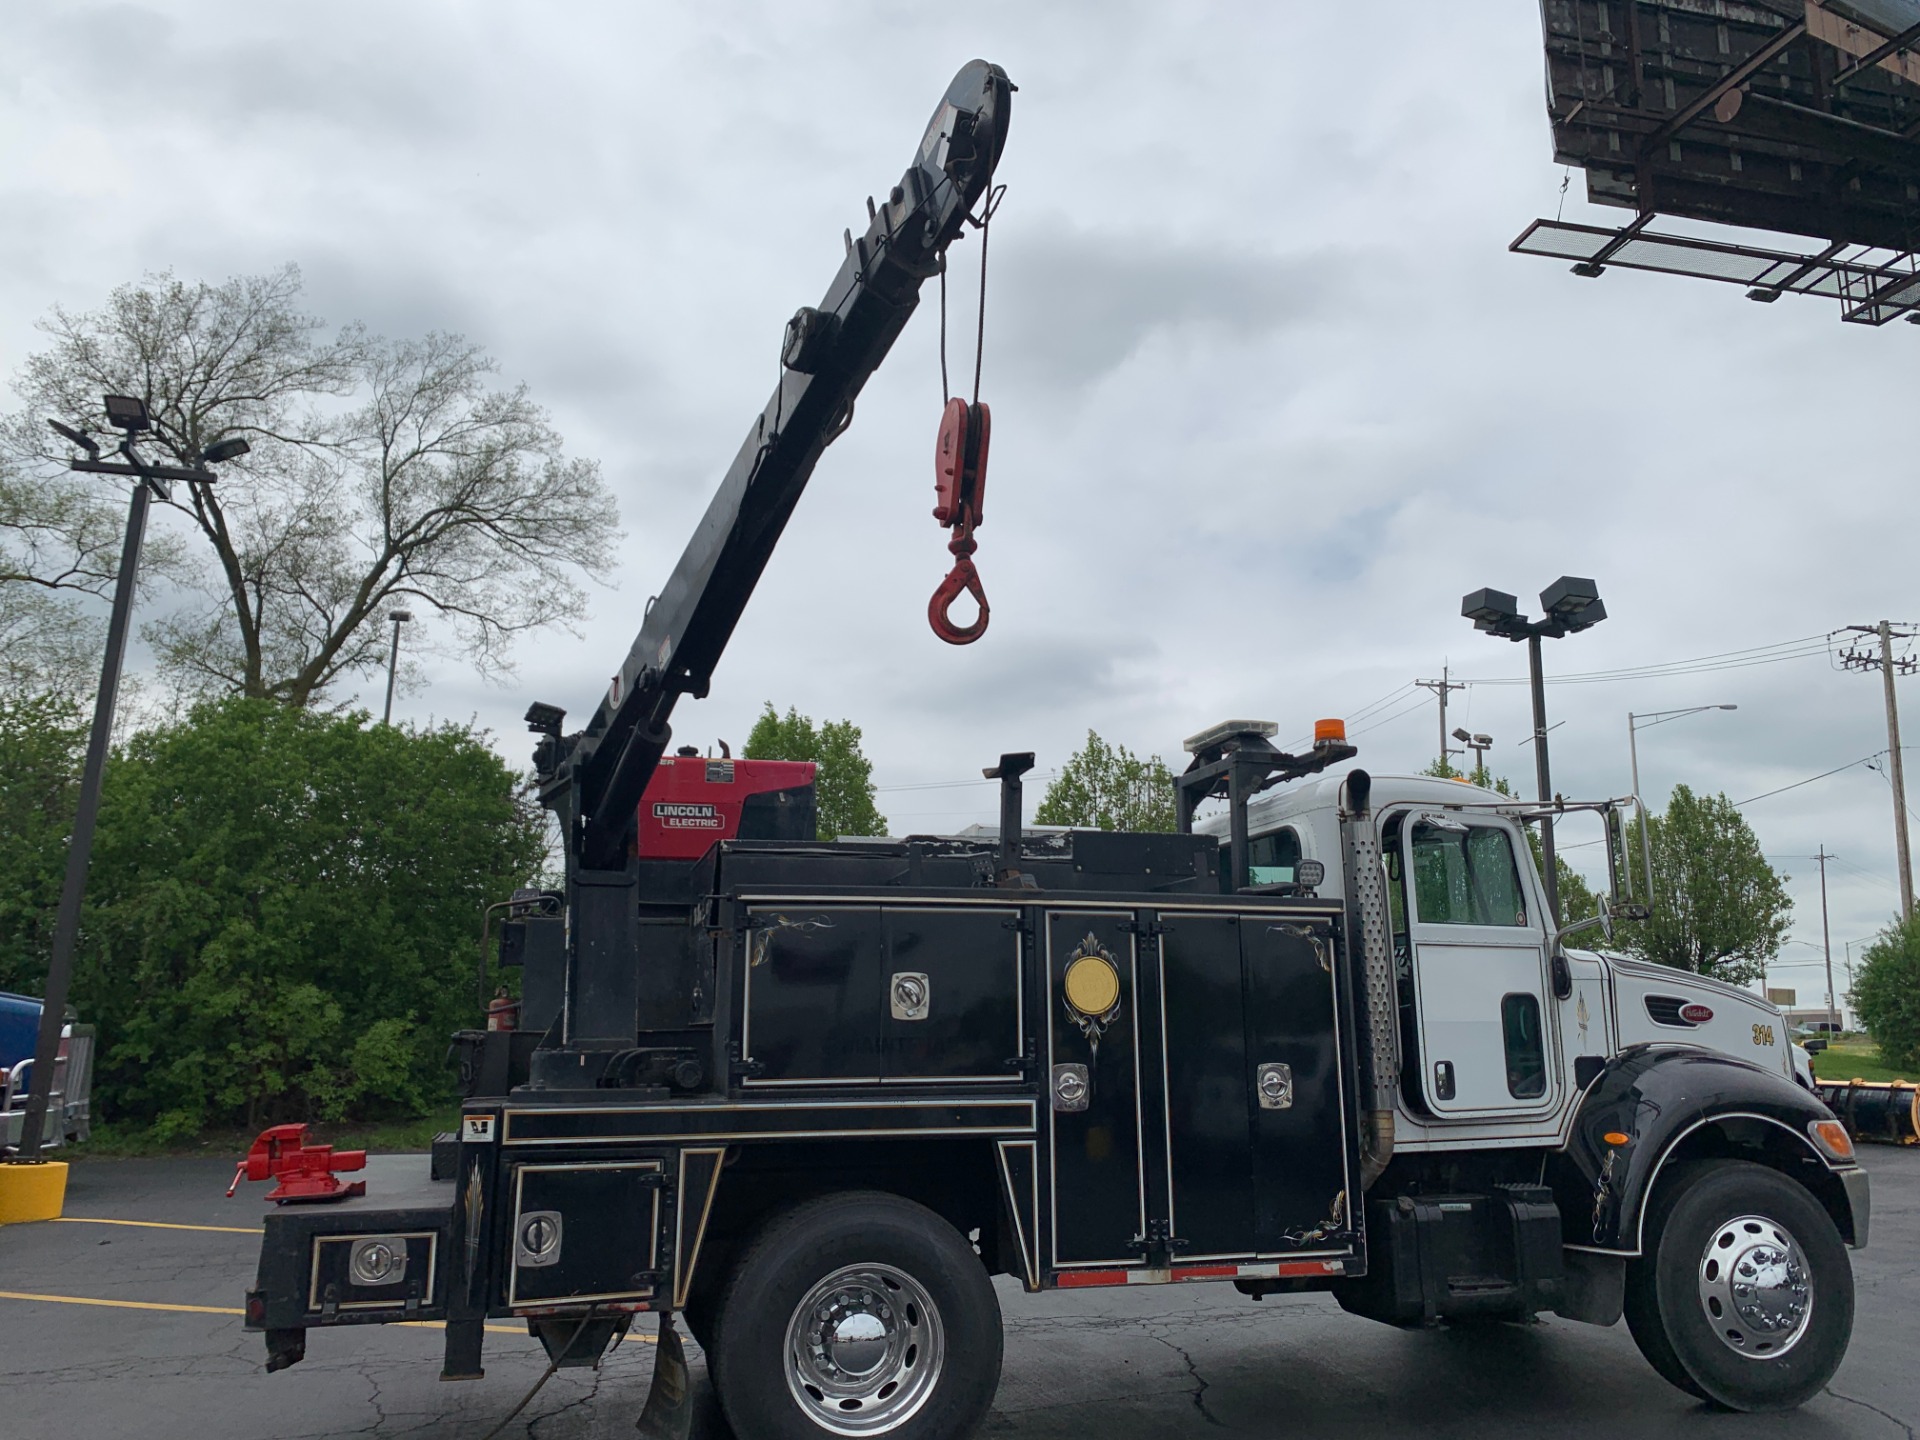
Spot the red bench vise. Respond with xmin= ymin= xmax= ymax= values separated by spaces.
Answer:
xmin=226 ymin=1123 xmax=367 ymax=1204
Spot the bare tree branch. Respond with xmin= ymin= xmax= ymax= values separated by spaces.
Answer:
xmin=2 ymin=266 xmax=619 ymax=707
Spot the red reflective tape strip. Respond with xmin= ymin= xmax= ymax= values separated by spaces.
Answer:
xmin=1272 ymin=1260 xmax=1342 ymax=1277
xmin=1055 ymin=1270 xmax=1130 ymax=1288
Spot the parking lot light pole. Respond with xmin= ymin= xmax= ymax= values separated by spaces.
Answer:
xmin=1452 ymin=726 xmax=1494 ymax=784
xmin=383 ymin=610 xmax=414 ymax=725
xmin=1461 ymin=577 xmax=1608 ymax=928
xmin=10 ymin=401 xmax=247 ymax=1165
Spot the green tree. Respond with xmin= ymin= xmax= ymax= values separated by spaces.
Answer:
xmin=3 ymin=266 xmax=619 ymax=707
xmin=744 ymin=703 xmax=886 ymax=840
xmin=0 ymin=692 xmax=87 ymax=997
xmin=73 ymin=698 xmax=543 ymax=1137
xmin=1626 ymin=783 xmax=1791 ymax=986
xmin=1035 ymin=731 xmax=1176 ymax=832
xmin=1853 ymin=914 xmax=1920 ymax=1071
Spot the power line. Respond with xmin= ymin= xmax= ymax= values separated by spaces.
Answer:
xmin=1461 ymin=633 xmax=1832 ymax=688
xmin=1736 ymin=753 xmax=1884 ymax=808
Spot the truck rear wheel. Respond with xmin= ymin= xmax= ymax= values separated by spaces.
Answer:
xmin=710 ymin=1191 xmax=1002 ymax=1440
xmin=1624 ymin=1160 xmax=1852 ymax=1412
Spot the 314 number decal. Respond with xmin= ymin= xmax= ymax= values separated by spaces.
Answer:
xmin=1752 ymin=1023 xmax=1776 ymax=1048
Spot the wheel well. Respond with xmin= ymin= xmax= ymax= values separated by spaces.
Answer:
xmin=686 ymin=1138 xmax=1006 ymax=1306
xmin=1646 ymin=1116 xmax=1856 ymax=1247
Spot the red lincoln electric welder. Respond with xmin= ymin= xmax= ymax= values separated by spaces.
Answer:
xmin=636 ymin=749 xmax=818 ymax=859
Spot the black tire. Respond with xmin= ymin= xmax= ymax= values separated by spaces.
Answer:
xmin=1625 ymin=1162 xmax=1712 ymax=1401
xmin=710 ymin=1191 xmax=1003 ymax=1440
xmin=1624 ymin=1159 xmax=1852 ymax=1412
xmin=681 ymin=1289 xmax=717 ymax=1359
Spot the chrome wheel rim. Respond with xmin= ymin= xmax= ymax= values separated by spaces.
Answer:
xmin=784 ymin=1263 xmax=944 ymax=1435
xmin=1696 ymin=1213 xmax=1813 ymax=1359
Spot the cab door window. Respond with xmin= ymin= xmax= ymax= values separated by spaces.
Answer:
xmin=1247 ymin=826 xmax=1301 ymax=886
xmin=1409 ymin=819 xmax=1530 ymax=929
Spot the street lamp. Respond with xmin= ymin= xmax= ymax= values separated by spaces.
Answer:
xmin=1461 ymin=577 xmax=1608 ymax=925
xmin=1626 ymin=705 xmax=1737 ymax=897
xmin=1451 ymin=726 xmax=1494 ymax=783
xmin=9 ymin=398 xmax=248 ymax=1166
xmin=383 ymin=610 xmax=414 ymax=725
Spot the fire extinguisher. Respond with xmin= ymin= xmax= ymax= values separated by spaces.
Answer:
xmin=486 ymin=987 xmax=520 ymax=1032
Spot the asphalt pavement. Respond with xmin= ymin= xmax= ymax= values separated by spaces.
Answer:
xmin=2 ymin=1146 xmax=1913 ymax=1439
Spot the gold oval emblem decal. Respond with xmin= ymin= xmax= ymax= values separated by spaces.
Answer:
xmin=1063 ymin=955 xmax=1121 ymax=1017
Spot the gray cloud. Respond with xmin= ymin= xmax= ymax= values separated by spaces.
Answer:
xmin=3 ymin=0 xmax=1915 ymax=988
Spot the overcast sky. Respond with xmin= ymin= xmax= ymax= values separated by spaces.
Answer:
xmin=3 ymin=2 xmax=1913 ymax=1005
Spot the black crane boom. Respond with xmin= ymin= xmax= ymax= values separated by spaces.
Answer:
xmin=537 ymin=61 xmax=1012 ymax=871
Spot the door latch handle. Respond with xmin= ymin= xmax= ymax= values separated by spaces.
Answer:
xmin=1256 ymin=1061 xmax=1293 ymax=1110
xmin=1432 ymin=1060 xmax=1456 ymax=1102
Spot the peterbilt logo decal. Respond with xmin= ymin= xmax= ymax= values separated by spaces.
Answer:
xmin=652 ymin=802 xmax=724 ymax=829
xmin=1679 ymin=1003 xmax=1714 ymax=1024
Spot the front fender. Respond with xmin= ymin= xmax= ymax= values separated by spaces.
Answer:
xmin=1548 ymin=1045 xmax=1863 ymax=1254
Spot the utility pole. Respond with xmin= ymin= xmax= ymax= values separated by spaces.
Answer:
xmin=1839 ymin=622 xmax=1915 ymax=921
xmin=1416 ymin=666 xmax=1467 ymax=774
xmin=1815 ymin=846 xmax=1837 ymax=1032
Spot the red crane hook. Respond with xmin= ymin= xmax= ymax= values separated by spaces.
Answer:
xmin=929 ymin=397 xmax=991 ymax=645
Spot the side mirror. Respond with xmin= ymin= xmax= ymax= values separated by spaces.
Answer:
xmin=1597 ymin=892 xmax=1614 ymax=942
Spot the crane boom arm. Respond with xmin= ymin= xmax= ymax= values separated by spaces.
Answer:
xmin=538 ymin=62 xmax=1012 ymax=869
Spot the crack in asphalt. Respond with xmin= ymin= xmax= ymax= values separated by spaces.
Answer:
xmin=1144 ymin=1330 xmax=1227 ymax=1428
xmin=1827 ymin=1387 xmax=1918 ymax=1440
xmin=526 ymin=1359 xmax=612 ymax=1439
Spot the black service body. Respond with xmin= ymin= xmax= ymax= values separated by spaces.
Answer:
xmin=247 ymin=831 xmax=1366 ymax=1369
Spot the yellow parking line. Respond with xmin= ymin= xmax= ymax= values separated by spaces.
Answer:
xmin=0 ymin=1289 xmax=241 ymax=1315
xmin=54 ymin=1216 xmax=260 ymax=1235
xmin=0 ymin=1289 xmax=639 ymax=1340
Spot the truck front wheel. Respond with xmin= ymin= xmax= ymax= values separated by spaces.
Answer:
xmin=1624 ymin=1160 xmax=1853 ymax=1412
xmin=710 ymin=1191 xmax=1003 ymax=1440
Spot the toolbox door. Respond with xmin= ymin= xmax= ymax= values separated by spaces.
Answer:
xmin=1157 ymin=910 xmax=1350 ymax=1259
xmin=1045 ymin=911 xmax=1144 ymax=1267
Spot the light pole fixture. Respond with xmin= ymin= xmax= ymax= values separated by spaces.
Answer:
xmin=1626 ymin=705 xmax=1737 ymax=896
xmin=10 ymin=398 xmax=248 ymax=1165
xmin=383 ymin=610 xmax=414 ymax=725
xmin=1461 ymin=577 xmax=1608 ymax=926
xmin=1451 ymin=726 xmax=1494 ymax=782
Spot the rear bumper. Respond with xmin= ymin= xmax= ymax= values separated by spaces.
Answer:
xmin=246 ymin=1155 xmax=456 ymax=1332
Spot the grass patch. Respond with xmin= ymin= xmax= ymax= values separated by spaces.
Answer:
xmin=61 ymin=1109 xmax=461 ymax=1160
xmin=1810 ymin=1038 xmax=1914 ymax=1086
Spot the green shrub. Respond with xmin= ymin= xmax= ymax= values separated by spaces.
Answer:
xmin=1854 ymin=913 xmax=1920 ymax=1073
xmin=69 ymin=698 xmax=542 ymax=1136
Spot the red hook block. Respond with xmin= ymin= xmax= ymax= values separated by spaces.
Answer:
xmin=930 ymin=398 xmax=991 ymax=645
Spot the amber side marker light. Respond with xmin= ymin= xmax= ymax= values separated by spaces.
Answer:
xmin=1602 ymin=1131 xmax=1631 ymax=1147
xmin=1809 ymin=1119 xmax=1855 ymax=1162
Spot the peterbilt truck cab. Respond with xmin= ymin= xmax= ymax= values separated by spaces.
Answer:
xmin=1219 ymin=769 xmax=1810 ymax=1127
xmin=1195 ymin=762 xmax=1868 ymax=1412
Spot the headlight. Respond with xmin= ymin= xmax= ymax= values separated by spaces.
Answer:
xmin=349 ymin=1237 xmax=407 ymax=1286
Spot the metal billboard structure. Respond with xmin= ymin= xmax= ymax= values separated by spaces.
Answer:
xmin=1516 ymin=0 xmax=1920 ymax=324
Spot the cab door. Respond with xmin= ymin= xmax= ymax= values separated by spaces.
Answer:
xmin=1394 ymin=813 xmax=1559 ymax=1119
